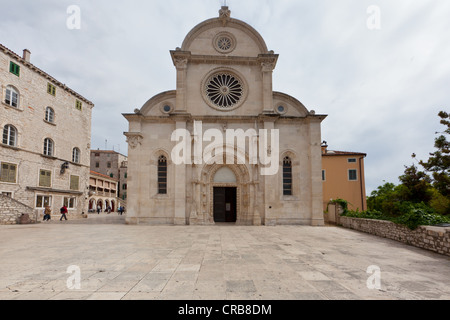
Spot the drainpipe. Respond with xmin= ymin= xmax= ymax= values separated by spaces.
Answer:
xmin=359 ymin=156 xmax=365 ymax=211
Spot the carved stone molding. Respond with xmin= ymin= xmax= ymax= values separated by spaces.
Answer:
xmin=124 ymin=133 xmax=143 ymax=149
xmin=219 ymin=6 xmax=231 ymax=26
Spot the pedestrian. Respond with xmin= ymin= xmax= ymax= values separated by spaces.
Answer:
xmin=107 ymin=205 xmax=111 ymax=214
xmin=43 ymin=206 xmax=51 ymax=221
xmin=118 ymin=206 xmax=123 ymax=215
xmin=97 ymin=205 xmax=101 ymax=214
xmin=60 ymin=205 xmax=68 ymax=221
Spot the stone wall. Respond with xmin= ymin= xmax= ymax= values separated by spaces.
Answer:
xmin=339 ymin=216 xmax=450 ymax=257
xmin=0 ymin=194 xmax=38 ymax=224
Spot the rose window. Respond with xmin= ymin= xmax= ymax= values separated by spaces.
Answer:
xmin=205 ymin=73 xmax=244 ymax=109
xmin=217 ymin=37 xmax=232 ymax=51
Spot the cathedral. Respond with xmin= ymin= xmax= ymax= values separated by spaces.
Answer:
xmin=123 ymin=6 xmax=326 ymax=226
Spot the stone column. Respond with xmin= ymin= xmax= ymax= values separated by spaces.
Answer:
xmin=262 ymin=120 xmax=277 ymax=225
xmin=174 ymin=121 xmax=187 ymax=225
xmin=171 ymin=50 xmax=190 ymax=113
xmin=124 ymin=132 xmax=143 ymax=225
xmin=308 ymin=118 xmax=325 ymax=226
xmin=258 ymin=54 xmax=278 ymax=114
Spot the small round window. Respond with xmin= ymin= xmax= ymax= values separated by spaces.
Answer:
xmin=276 ymin=104 xmax=287 ymax=115
xmin=160 ymin=103 xmax=173 ymax=114
xmin=213 ymin=32 xmax=236 ymax=54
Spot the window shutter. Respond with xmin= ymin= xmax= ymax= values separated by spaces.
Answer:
xmin=1 ymin=163 xmax=9 ymax=182
xmin=39 ymin=170 xmax=51 ymax=187
xmin=8 ymin=164 xmax=16 ymax=183
xmin=0 ymin=163 xmax=16 ymax=183
xmin=70 ymin=175 xmax=79 ymax=190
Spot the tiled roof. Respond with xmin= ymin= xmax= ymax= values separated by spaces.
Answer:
xmin=323 ymin=150 xmax=367 ymax=157
xmin=90 ymin=171 xmax=119 ymax=181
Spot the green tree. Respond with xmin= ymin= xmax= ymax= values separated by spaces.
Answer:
xmin=419 ymin=111 xmax=450 ymax=197
xmin=398 ymin=162 xmax=432 ymax=203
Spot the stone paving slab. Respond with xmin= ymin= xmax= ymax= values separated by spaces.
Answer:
xmin=0 ymin=215 xmax=450 ymax=300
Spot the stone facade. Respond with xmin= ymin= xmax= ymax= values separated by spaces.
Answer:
xmin=339 ymin=216 xmax=450 ymax=257
xmin=88 ymin=170 xmax=121 ymax=212
xmin=123 ymin=7 xmax=326 ymax=226
xmin=0 ymin=194 xmax=38 ymax=224
xmin=90 ymin=150 xmax=128 ymax=201
xmin=0 ymin=44 xmax=94 ymax=220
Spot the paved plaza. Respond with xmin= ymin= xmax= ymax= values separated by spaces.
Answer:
xmin=0 ymin=214 xmax=449 ymax=300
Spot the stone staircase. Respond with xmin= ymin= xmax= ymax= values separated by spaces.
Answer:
xmin=0 ymin=194 xmax=38 ymax=225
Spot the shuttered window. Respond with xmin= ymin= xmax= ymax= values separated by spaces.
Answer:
xmin=39 ymin=169 xmax=52 ymax=187
xmin=9 ymin=61 xmax=20 ymax=76
xmin=348 ymin=169 xmax=358 ymax=181
xmin=70 ymin=175 xmax=79 ymax=190
xmin=76 ymin=100 xmax=82 ymax=111
xmin=0 ymin=162 xmax=17 ymax=183
xmin=47 ymin=83 xmax=56 ymax=96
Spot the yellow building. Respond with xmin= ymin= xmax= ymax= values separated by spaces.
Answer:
xmin=321 ymin=142 xmax=367 ymax=212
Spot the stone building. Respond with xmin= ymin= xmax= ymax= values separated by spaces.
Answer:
xmin=88 ymin=171 xmax=120 ymax=213
xmin=90 ymin=150 xmax=128 ymax=202
xmin=123 ymin=7 xmax=326 ymax=226
xmin=0 ymin=44 xmax=94 ymax=220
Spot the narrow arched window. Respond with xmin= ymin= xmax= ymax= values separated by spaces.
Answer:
xmin=72 ymin=147 xmax=80 ymax=163
xmin=283 ymin=156 xmax=292 ymax=195
xmin=158 ymin=155 xmax=167 ymax=194
xmin=43 ymin=138 xmax=54 ymax=156
xmin=45 ymin=107 xmax=55 ymax=123
xmin=3 ymin=125 xmax=17 ymax=147
xmin=5 ymin=86 xmax=19 ymax=108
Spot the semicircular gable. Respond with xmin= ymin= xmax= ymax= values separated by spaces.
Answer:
xmin=181 ymin=18 xmax=268 ymax=56
xmin=139 ymin=90 xmax=176 ymax=116
xmin=273 ymin=92 xmax=309 ymax=117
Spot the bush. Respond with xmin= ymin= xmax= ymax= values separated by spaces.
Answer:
xmin=343 ymin=204 xmax=450 ymax=230
xmin=392 ymin=207 xmax=450 ymax=230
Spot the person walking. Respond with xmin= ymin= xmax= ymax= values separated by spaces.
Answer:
xmin=43 ymin=206 xmax=51 ymax=221
xmin=60 ymin=205 xmax=68 ymax=221
xmin=97 ymin=205 xmax=101 ymax=214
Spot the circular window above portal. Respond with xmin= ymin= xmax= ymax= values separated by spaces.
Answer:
xmin=202 ymin=68 xmax=248 ymax=111
xmin=213 ymin=32 xmax=237 ymax=54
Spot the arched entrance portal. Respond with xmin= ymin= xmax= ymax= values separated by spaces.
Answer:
xmin=213 ymin=167 xmax=237 ymax=223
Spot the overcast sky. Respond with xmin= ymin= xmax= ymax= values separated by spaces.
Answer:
xmin=1 ymin=0 xmax=449 ymax=194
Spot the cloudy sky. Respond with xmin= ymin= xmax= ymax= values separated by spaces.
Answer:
xmin=1 ymin=0 xmax=449 ymax=194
